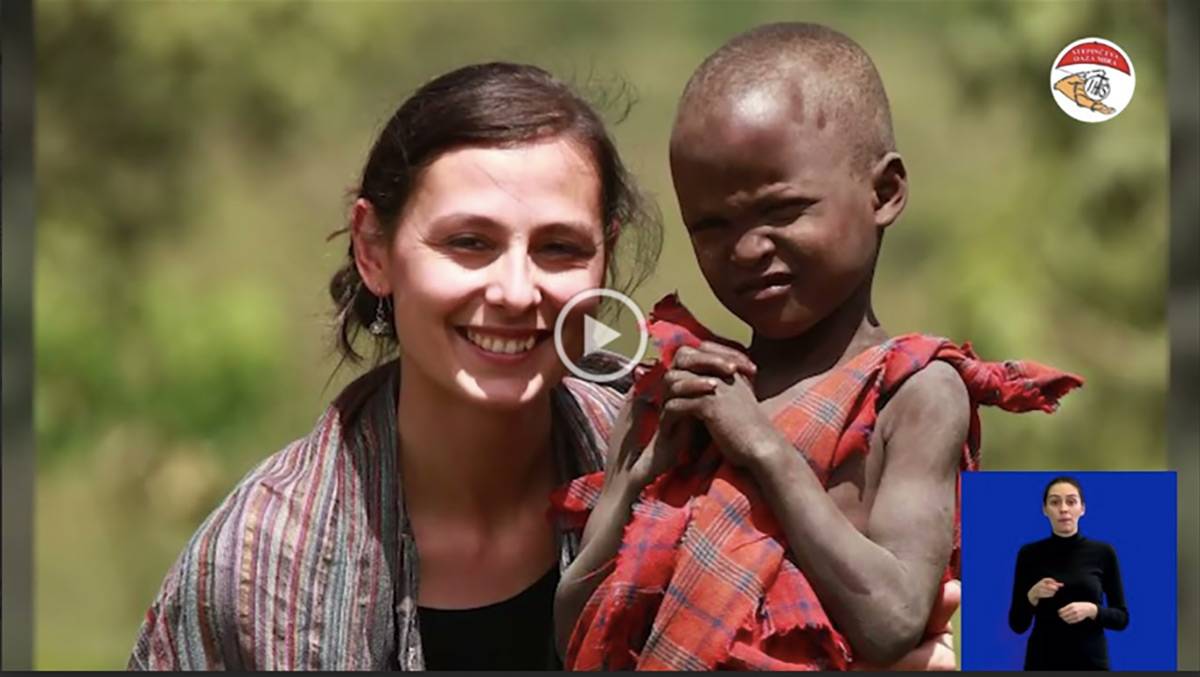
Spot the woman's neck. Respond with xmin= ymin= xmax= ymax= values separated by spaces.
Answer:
xmin=395 ymin=358 xmax=556 ymax=525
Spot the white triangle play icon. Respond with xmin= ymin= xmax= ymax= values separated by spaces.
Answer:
xmin=583 ymin=315 xmax=621 ymax=356
xmin=554 ymin=289 xmax=649 ymax=384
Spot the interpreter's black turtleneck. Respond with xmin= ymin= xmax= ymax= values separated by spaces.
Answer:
xmin=1008 ymin=531 xmax=1128 ymax=670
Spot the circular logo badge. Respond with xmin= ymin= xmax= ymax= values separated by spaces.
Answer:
xmin=1050 ymin=37 xmax=1135 ymax=123
xmin=553 ymin=288 xmax=648 ymax=383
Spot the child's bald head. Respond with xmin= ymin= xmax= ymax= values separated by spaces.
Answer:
xmin=668 ymin=23 xmax=909 ymax=341
xmin=674 ymin=22 xmax=895 ymax=175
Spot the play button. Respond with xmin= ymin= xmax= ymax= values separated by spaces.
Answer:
xmin=554 ymin=288 xmax=648 ymax=383
xmin=583 ymin=315 xmax=621 ymax=355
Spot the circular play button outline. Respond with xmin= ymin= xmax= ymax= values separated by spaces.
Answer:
xmin=553 ymin=288 xmax=648 ymax=383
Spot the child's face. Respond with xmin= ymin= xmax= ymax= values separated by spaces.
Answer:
xmin=670 ymin=93 xmax=881 ymax=339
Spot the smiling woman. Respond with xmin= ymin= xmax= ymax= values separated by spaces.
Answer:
xmin=350 ymin=140 xmax=606 ymax=407
xmin=126 ymin=62 xmax=662 ymax=671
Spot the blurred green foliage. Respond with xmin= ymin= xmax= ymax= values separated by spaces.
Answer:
xmin=34 ymin=0 xmax=1167 ymax=669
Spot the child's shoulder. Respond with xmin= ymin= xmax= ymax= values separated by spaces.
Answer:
xmin=894 ymin=359 xmax=969 ymax=403
xmin=875 ymin=333 xmax=971 ymax=405
xmin=877 ymin=358 xmax=970 ymax=443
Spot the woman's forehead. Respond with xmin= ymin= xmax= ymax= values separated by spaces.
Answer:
xmin=426 ymin=139 xmax=597 ymax=185
xmin=1047 ymin=483 xmax=1081 ymax=498
xmin=405 ymin=139 xmax=603 ymax=223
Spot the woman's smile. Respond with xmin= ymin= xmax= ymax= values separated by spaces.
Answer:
xmin=455 ymin=325 xmax=554 ymax=362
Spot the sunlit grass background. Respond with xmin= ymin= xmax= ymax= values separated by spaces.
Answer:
xmin=33 ymin=0 xmax=1169 ymax=668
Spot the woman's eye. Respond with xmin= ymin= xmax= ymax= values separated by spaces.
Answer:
xmin=447 ymin=235 xmax=490 ymax=251
xmin=540 ymin=241 xmax=588 ymax=258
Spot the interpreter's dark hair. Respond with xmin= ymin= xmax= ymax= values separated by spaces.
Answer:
xmin=676 ymin=22 xmax=895 ymax=175
xmin=1042 ymin=475 xmax=1085 ymax=505
xmin=327 ymin=62 xmax=662 ymax=369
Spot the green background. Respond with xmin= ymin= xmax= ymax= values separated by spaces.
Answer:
xmin=33 ymin=0 xmax=1169 ymax=668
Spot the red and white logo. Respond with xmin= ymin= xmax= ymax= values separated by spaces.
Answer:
xmin=1050 ymin=37 xmax=1135 ymax=123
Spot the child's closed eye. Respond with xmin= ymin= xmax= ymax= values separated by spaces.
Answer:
xmin=761 ymin=199 xmax=814 ymax=225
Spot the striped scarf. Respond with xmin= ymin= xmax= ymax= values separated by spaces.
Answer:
xmin=128 ymin=358 xmax=625 ymax=670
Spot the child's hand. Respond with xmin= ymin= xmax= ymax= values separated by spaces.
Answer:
xmin=611 ymin=398 xmax=694 ymax=491
xmin=660 ymin=342 xmax=785 ymax=469
xmin=603 ymin=391 xmax=706 ymax=493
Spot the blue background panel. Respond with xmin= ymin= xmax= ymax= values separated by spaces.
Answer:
xmin=961 ymin=471 xmax=1177 ymax=671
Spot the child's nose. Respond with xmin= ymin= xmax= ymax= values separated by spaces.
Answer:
xmin=731 ymin=229 xmax=775 ymax=267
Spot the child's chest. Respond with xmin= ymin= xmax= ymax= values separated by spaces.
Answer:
xmin=824 ymin=422 xmax=888 ymax=533
xmin=758 ymin=391 xmax=888 ymax=534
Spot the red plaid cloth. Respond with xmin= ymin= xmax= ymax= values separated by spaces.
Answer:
xmin=551 ymin=294 xmax=1084 ymax=671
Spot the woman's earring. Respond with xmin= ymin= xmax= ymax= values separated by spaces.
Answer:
xmin=369 ymin=294 xmax=391 ymax=337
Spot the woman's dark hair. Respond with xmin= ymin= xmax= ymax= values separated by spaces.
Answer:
xmin=1042 ymin=475 xmax=1085 ymax=504
xmin=328 ymin=62 xmax=662 ymax=366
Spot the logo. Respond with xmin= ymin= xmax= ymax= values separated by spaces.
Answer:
xmin=1050 ymin=37 xmax=1135 ymax=123
xmin=553 ymin=288 xmax=648 ymax=383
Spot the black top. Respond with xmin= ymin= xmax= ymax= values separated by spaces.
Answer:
xmin=1008 ymin=532 xmax=1129 ymax=670
xmin=418 ymin=566 xmax=561 ymax=670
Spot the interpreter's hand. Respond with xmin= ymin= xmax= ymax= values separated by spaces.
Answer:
xmin=1058 ymin=601 xmax=1098 ymax=624
xmin=659 ymin=342 xmax=781 ymax=469
xmin=1027 ymin=577 xmax=1063 ymax=606
xmin=851 ymin=578 xmax=960 ymax=671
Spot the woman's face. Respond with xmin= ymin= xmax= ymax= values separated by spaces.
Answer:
xmin=1043 ymin=482 xmax=1085 ymax=536
xmin=355 ymin=136 xmax=606 ymax=410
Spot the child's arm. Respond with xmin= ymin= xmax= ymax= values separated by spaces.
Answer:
xmin=554 ymin=352 xmax=757 ymax=659
xmin=852 ymin=578 xmax=960 ymax=671
xmin=552 ymin=397 xmax=643 ymax=659
xmin=550 ymin=399 xmax=691 ymax=658
xmin=663 ymin=346 xmax=968 ymax=666
xmin=552 ymin=471 xmax=639 ymax=659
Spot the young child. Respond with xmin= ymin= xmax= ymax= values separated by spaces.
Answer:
xmin=552 ymin=23 xmax=1083 ymax=670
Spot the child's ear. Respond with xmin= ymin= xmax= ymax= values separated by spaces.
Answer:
xmin=870 ymin=152 xmax=908 ymax=229
xmin=350 ymin=198 xmax=393 ymax=296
